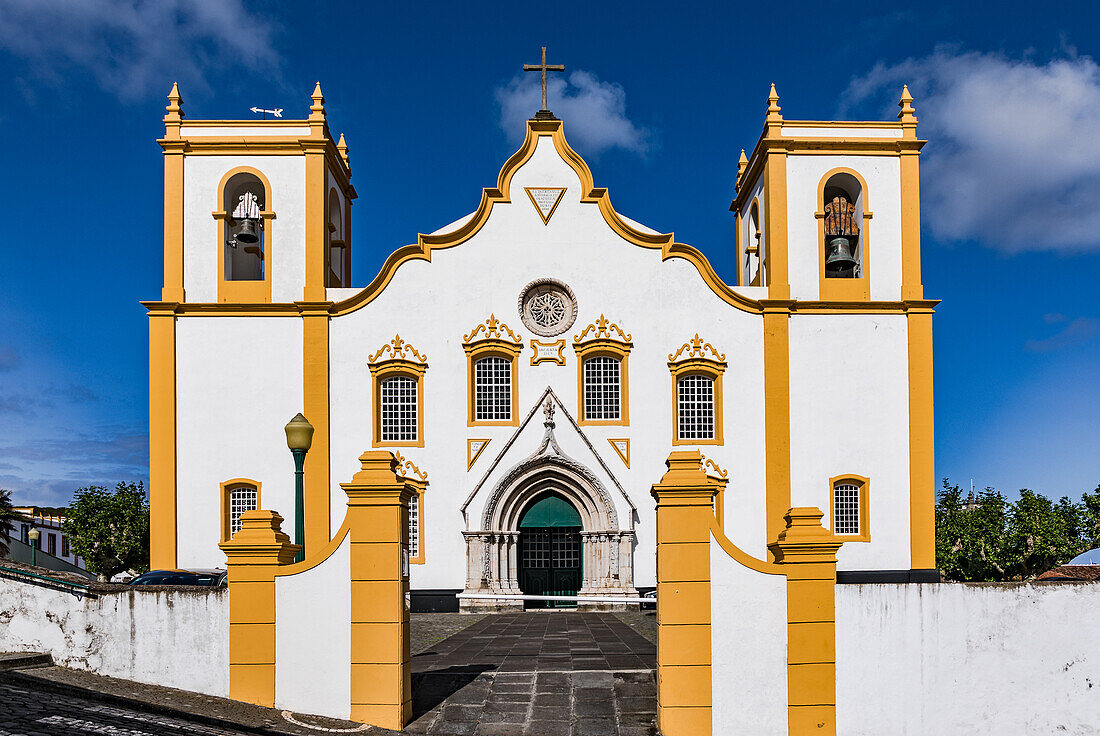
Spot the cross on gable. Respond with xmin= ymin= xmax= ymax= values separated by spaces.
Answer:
xmin=523 ymin=46 xmax=565 ymax=119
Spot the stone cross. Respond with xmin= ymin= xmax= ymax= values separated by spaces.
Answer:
xmin=523 ymin=46 xmax=565 ymax=113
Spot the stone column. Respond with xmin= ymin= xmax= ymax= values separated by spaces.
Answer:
xmin=579 ymin=532 xmax=593 ymax=592
xmin=341 ymin=451 xmax=416 ymax=730
xmin=220 ymin=510 xmax=300 ymax=708
xmin=650 ymin=451 xmax=723 ymax=736
xmin=507 ymin=532 xmax=521 ymax=592
xmin=768 ymin=508 xmax=842 ymax=736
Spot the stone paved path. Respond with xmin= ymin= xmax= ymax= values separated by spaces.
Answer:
xmin=408 ymin=612 xmax=657 ymax=736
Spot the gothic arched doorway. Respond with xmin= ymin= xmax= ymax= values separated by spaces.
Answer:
xmin=518 ymin=492 xmax=582 ymax=609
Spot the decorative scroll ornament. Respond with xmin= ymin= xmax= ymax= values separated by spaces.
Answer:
xmin=393 ymin=451 xmax=428 ymax=481
xmin=368 ymin=334 xmax=428 ymax=364
xmin=668 ymin=334 xmax=726 ymax=363
xmin=574 ymin=314 xmax=632 ymax=345
xmin=462 ymin=314 xmax=522 ymax=344
xmin=700 ymin=454 xmax=729 ymax=479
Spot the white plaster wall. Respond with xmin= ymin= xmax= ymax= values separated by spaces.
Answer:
xmin=327 ymin=135 xmax=769 ymax=590
xmin=176 ymin=317 xmax=303 ymax=568
xmin=785 ymin=154 xmax=902 ymax=302
xmin=788 ymin=314 xmax=911 ymax=570
xmin=275 ymin=533 xmax=351 ymax=719
xmin=737 ymin=175 xmax=766 ymax=286
xmin=0 ymin=581 xmax=227 ymax=697
xmin=179 ymin=126 xmax=311 ymax=137
xmin=182 ymin=155 xmax=306 ymax=303
xmin=710 ymin=536 xmax=787 ymax=734
xmin=780 ymin=127 xmax=902 ymax=139
xmin=837 ymin=583 xmax=1100 ymax=734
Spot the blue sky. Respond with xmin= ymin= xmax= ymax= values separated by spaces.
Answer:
xmin=0 ymin=1 xmax=1097 ymax=506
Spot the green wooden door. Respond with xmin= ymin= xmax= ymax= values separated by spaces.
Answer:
xmin=518 ymin=493 xmax=583 ymax=609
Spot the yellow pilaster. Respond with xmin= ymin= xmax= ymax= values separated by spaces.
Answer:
xmin=907 ymin=306 xmax=936 ymax=569
xmin=769 ymin=508 xmax=842 ymax=736
xmin=762 ymin=85 xmax=790 ymax=300
xmin=304 ymin=83 xmax=329 ymax=302
xmin=763 ymin=303 xmax=792 ymax=559
xmin=341 ymin=451 xmax=414 ymax=730
xmin=300 ymin=304 xmax=332 ymax=553
xmin=650 ymin=451 xmax=725 ymax=736
xmin=147 ymin=304 xmax=177 ymax=569
xmin=220 ymin=510 xmax=300 ymax=707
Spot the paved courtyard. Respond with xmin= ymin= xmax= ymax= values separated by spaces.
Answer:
xmin=408 ymin=612 xmax=658 ymax=735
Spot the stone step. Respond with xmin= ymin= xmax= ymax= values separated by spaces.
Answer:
xmin=0 ymin=652 xmax=53 ymax=672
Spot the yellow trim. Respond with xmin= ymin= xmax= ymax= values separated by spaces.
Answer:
xmin=816 ymin=167 xmax=872 ymax=301
xmin=607 ymin=438 xmax=630 ymax=468
xmin=524 ymin=186 xmax=567 ymax=224
xmin=763 ymin=152 xmax=790 ymax=299
xmin=215 ymin=167 xmax=274 ymax=304
xmin=828 ymin=474 xmax=870 ymax=542
xmin=573 ymin=315 xmax=632 ymax=426
xmin=162 ymin=142 xmax=185 ymax=302
xmin=148 ymin=306 xmax=177 ymax=569
xmin=220 ymin=478 xmax=262 ymax=543
xmin=907 ymin=308 xmax=935 ymax=568
xmin=467 ymin=438 xmax=491 ymax=470
xmin=394 ymin=452 xmax=428 ymax=565
xmin=900 ymin=149 xmax=924 ymax=300
xmin=302 ymin=308 xmax=331 ymax=552
xmin=701 ymin=456 xmax=729 ymax=529
xmin=463 ymin=315 xmax=523 ymax=427
xmin=668 ymin=336 xmax=726 ymax=446
xmin=529 ymin=339 xmax=566 ymax=365
xmin=304 ymin=138 xmax=327 ymax=302
xmin=763 ymin=308 xmax=791 ymax=560
xmin=369 ymin=335 xmax=428 ymax=448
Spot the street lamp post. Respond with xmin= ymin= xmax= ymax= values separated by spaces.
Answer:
xmin=284 ymin=413 xmax=314 ymax=564
xmin=27 ymin=527 xmax=40 ymax=567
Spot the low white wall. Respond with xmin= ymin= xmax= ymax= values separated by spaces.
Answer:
xmin=837 ymin=583 xmax=1100 ymax=734
xmin=0 ymin=579 xmax=228 ymax=697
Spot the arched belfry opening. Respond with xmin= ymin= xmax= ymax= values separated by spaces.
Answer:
xmin=462 ymin=398 xmax=637 ymax=610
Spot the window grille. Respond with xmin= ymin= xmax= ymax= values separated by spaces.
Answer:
xmin=677 ymin=374 xmax=715 ymax=440
xmin=833 ymin=483 xmax=861 ymax=535
xmin=408 ymin=492 xmax=420 ymax=558
xmin=380 ymin=375 xmax=418 ymax=441
xmin=522 ymin=530 xmax=551 ymax=569
xmin=583 ymin=356 xmax=621 ymax=420
xmin=474 ymin=357 xmax=511 ymax=421
xmin=229 ymin=485 xmax=258 ymax=537
xmin=551 ymin=530 xmax=580 ymax=568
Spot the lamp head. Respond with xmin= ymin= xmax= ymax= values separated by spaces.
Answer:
xmin=27 ymin=528 xmax=40 ymax=542
xmin=284 ymin=413 xmax=314 ymax=452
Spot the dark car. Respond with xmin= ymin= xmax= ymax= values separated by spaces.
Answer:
xmin=129 ymin=569 xmax=227 ymax=586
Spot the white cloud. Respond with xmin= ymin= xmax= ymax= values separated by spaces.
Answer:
xmin=844 ymin=48 xmax=1100 ymax=253
xmin=1025 ymin=316 xmax=1100 ymax=353
xmin=496 ymin=70 xmax=651 ymax=156
xmin=0 ymin=0 xmax=279 ymax=101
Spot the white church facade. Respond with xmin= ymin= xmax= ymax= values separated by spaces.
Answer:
xmin=146 ymin=75 xmax=936 ymax=611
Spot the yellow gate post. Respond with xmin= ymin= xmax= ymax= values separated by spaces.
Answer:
xmin=769 ymin=508 xmax=842 ymax=735
xmin=220 ymin=509 xmax=300 ymax=707
xmin=340 ymin=451 xmax=415 ymax=729
xmin=650 ymin=450 xmax=727 ymax=736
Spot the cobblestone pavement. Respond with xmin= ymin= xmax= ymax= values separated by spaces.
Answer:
xmin=412 ymin=612 xmax=489 ymax=655
xmin=408 ymin=613 xmax=657 ymax=735
xmin=610 ymin=611 xmax=656 ymax=646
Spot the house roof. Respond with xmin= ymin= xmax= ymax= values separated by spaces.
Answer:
xmin=1036 ymin=565 xmax=1100 ymax=582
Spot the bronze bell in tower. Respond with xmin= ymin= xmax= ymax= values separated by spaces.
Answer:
xmin=825 ymin=236 xmax=857 ymax=273
xmin=234 ymin=217 xmax=260 ymax=244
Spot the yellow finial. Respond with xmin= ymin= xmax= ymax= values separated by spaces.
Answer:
xmin=310 ymin=81 xmax=326 ymax=116
xmin=165 ymin=82 xmax=183 ymax=118
xmin=736 ymin=149 xmax=748 ymax=188
xmin=337 ymin=133 xmax=350 ymax=168
xmin=766 ymin=83 xmax=782 ymax=124
xmin=897 ymin=84 xmax=917 ymax=137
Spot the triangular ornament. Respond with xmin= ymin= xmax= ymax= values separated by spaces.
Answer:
xmin=524 ymin=187 xmax=567 ymax=225
xmin=608 ymin=438 xmax=630 ymax=468
xmin=467 ymin=438 xmax=491 ymax=470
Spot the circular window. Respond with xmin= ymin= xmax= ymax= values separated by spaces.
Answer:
xmin=518 ymin=278 xmax=577 ymax=337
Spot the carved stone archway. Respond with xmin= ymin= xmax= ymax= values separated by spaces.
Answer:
xmin=461 ymin=400 xmax=636 ymax=609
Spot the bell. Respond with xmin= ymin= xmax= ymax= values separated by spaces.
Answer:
xmin=234 ymin=218 xmax=260 ymax=244
xmin=825 ymin=236 xmax=857 ymax=273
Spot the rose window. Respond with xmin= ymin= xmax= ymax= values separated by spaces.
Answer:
xmin=518 ymin=279 xmax=577 ymax=337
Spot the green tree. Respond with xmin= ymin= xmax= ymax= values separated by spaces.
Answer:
xmin=1006 ymin=490 xmax=1080 ymax=579
xmin=936 ymin=480 xmax=1010 ymax=581
xmin=1081 ymin=484 xmax=1100 ymax=550
xmin=0 ymin=489 xmax=17 ymax=557
xmin=63 ymin=482 xmax=149 ymax=581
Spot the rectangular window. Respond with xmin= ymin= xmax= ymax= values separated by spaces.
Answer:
xmin=583 ymin=356 xmax=621 ymax=420
xmin=833 ymin=483 xmax=861 ymax=535
xmin=62 ymin=535 xmax=69 ymax=558
xmin=408 ymin=492 xmax=420 ymax=558
xmin=20 ymin=524 xmax=28 ymax=544
xmin=380 ymin=375 xmax=418 ymax=442
xmin=677 ymin=374 xmax=715 ymax=440
xmin=229 ymin=485 xmax=258 ymax=537
xmin=47 ymin=533 xmax=56 ymax=556
xmin=474 ymin=357 xmax=512 ymax=421
xmin=551 ymin=530 xmax=580 ymax=568
xmin=522 ymin=530 xmax=550 ymax=569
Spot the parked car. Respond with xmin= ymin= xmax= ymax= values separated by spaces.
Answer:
xmin=129 ymin=569 xmax=227 ymax=586
xmin=641 ymin=589 xmax=656 ymax=610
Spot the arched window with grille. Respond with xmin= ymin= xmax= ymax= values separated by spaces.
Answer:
xmin=573 ymin=316 xmax=632 ymax=426
xmin=379 ymin=375 xmax=419 ymax=442
xmin=830 ymin=474 xmax=870 ymax=541
xmin=668 ymin=334 xmax=726 ymax=445
xmin=221 ymin=479 xmax=261 ymax=542
xmin=463 ymin=316 xmax=523 ymax=427
xmin=368 ymin=335 xmax=428 ymax=448
xmin=474 ymin=356 xmax=512 ymax=421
